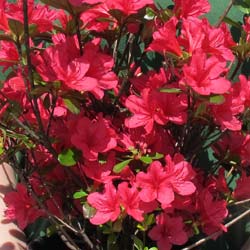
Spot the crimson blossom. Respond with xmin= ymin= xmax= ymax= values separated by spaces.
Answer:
xmin=148 ymin=213 xmax=188 ymax=250
xmin=4 ymin=184 xmax=45 ymax=230
xmin=71 ymin=115 xmax=117 ymax=161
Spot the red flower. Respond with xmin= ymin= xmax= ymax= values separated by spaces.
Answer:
xmin=125 ymin=88 xmax=187 ymax=133
xmin=148 ymin=213 xmax=188 ymax=250
xmin=136 ymin=161 xmax=174 ymax=206
xmin=34 ymin=37 xmax=117 ymax=99
xmin=87 ymin=182 xmax=120 ymax=225
xmin=4 ymin=184 xmax=45 ymax=230
xmin=181 ymin=50 xmax=231 ymax=95
xmin=233 ymin=172 xmax=250 ymax=200
xmin=71 ymin=115 xmax=117 ymax=161
xmin=199 ymin=188 xmax=228 ymax=236
xmin=211 ymin=92 xmax=244 ymax=131
xmin=136 ymin=155 xmax=196 ymax=208
xmin=179 ymin=18 xmax=235 ymax=62
xmin=243 ymin=15 xmax=250 ymax=42
xmin=82 ymin=41 xmax=118 ymax=99
xmin=173 ymin=0 xmax=210 ymax=18
xmin=118 ymin=182 xmax=144 ymax=222
xmin=0 ymin=41 xmax=19 ymax=72
xmin=164 ymin=154 xmax=196 ymax=197
xmin=235 ymin=75 xmax=250 ymax=108
xmin=106 ymin=0 xmax=153 ymax=15
xmin=148 ymin=17 xmax=182 ymax=56
xmin=82 ymin=153 xmax=117 ymax=184
xmin=5 ymin=0 xmax=57 ymax=33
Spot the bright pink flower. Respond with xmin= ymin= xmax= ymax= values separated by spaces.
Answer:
xmin=173 ymin=0 xmax=210 ymax=18
xmin=148 ymin=213 xmax=188 ymax=250
xmin=71 ymin=115 xmax=117 ymax=161
xmin=80 ymin=3 xmax=117 ymax=32
xmin=136 ymin=155 xmax=195 ymax=208
xmin=243 ymin=15 xmax=250 ymax=42
xmin=34 ymin=37 xmax=117 ymax=98
xmin=82 ymin=41 xmax=118 ymax=99
xmin=179 ymin=18 xmax=235 ymax=61
xmin=235 ymin=75 xmax=250 ymax=108
xmin=164 ymin=154 xmax=196 ymax=197
xmin=211 ymin=92 xmax=244 ymax=131
xmin=33 ymin=40 xmax=97 ymax=92
xmin=87 ymin=182 xmax=120 ymax=225
xmin=178 ymin=17 xmax=205 ymax=54
xmin=233 ymin=172 xmax=250 ymax=200
xmin=0 ymin=41 xmax=19 ymax=72
xmin=5 ymin=75 xmax=26 ymax=92
xmin=136 ymin=161 xmax=175 ymax=205
xmin=200 ymin=20 xmax=235 ymax=62
xmin=0 ymin=0 xmax=8 ymax=32
xmin=148 ymin=17 xmax=182 ymax=56
xmin=181 ymin=50 xmax=231 ymax=95
xmin=4 ymin=184 xmax=45 ymax=230
xmin=118 ymin=182 xmax=144 ymax=222
xmin=106 ymin=0 xmax=153 ymax=15
xmin=5 ymin=0 xmax=57 ymax=33
xmin=125 ymin=88 xmax=187 ymax=133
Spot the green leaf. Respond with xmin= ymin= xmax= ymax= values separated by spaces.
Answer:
xmin=159 ymin=87 xmax=182 ymax=93
xmin=132 ymin=235 xmax=144 ymax=250
xmin=223 ymin=16 xmax=242 ymax=29
xmin=145 ymin=213 xmax=155 ymax=226
xmin=140 ymin=152 xmax=164 ymax=163
xmin=235 ymin=4 xmax=250 ymax=13
xmin=209 ymin=95 xmax=225 ymax=104
xmin=151 ymin=152 xmax=164 ymax=160
xmin=113 ymin=159 xmax=132 ymax=173
xmin=58 ymin=148 xmax=77 ymax=167
xmin=63 ymin=98 xmax=80 ymax=114
xmin=31 ymin=86 xmax=50 ymax=97
xmin=43 ymin=94 xmax=51 ymax=110
xmin=8 ymin=19 xmax=24 ymax=38
xmin=140 ymin=156 xmax=152 ymax=164
xmin=195 ymin=103 xmax=207 ymax=117
xmin=144 ymin=7 xmax=156 ymax=20
xmin=73 ymin=190 xmax=88 ymax=199
xmin=234 ymin=0 xmax=250 ymax=13
xmin=40 ymin=0 xmax=72 ymax=13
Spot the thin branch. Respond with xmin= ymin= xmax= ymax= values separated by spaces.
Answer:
xmin=215 ymin=0 xmax=235 ymax=28
xmin=230 ymin=58 xmax=242 ymax=80
xmin=9 ymin=113 xmax=40 ymax=141
xmin=229 ymin=198 xmax=250 ymax=207
xmin=74 ymin=15 xmax=83 ymax=56
xmin=181 ymin=208 xmax=250 ymax=250
xmin=23 ymin=0 xmax=57 ymax=158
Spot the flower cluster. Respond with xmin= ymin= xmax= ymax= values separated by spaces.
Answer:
xmin=0 ymin=0 xmax=250 ymax=249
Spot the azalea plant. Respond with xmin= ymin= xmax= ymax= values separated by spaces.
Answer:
xmin=0 ymin=0 xmax=250 ymax=249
